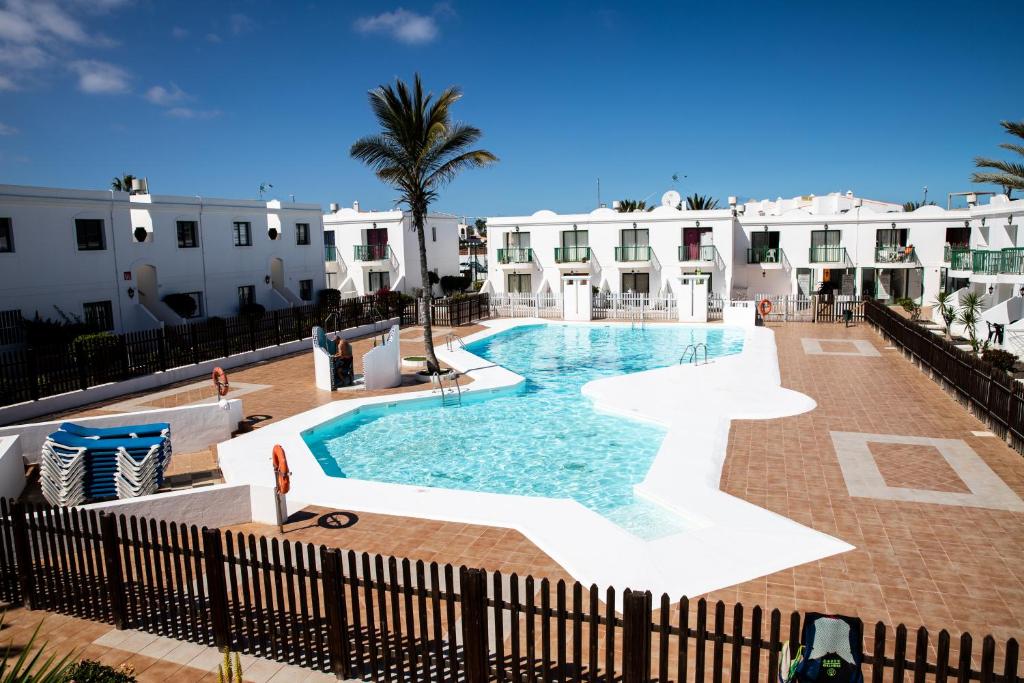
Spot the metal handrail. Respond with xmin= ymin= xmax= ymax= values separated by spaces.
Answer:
xmin=445 ymin=333 xmax=466 ymax=351
xmin=679 ymin=343 xmax=708 ymax=365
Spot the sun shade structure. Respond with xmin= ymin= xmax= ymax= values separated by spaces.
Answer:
xmin=39 ymin=422 xmax=172 ymax=506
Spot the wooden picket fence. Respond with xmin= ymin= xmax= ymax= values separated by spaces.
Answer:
xmin=0 ymin=499 xmax=1020 ymax=683
xmin=431 ymin=294 xmax=491 ymax=327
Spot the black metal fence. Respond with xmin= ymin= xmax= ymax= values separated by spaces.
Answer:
xmin=431 ymin=294 xmax=490 ymax=327
xmin=0 ymin=294 xmax=417 ymax=408
xmin=865 ymin=299 xmax=1024 ymax=455
xmin=0 ymin=500 xmax=1019 ymax=683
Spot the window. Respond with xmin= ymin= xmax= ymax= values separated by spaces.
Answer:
xmin=82 ymin=300 xmax=114 ymax=331
xmin=368 ymin=271 xmax=390 ymax=292
xmin=504 ymin=231 xmax=531 ymax=248
xmin=75 ymin=219 xmax=106 ymax=251
xmin=238 ymin=285 xmax=255 ymax=307
xmin=875 ymin=228 xmax=908 ymax=248
xmin=233 ymin=221 xmax=252 ymax=247
xmin=620 ymin=227 xmax=649 ymax=247
xmin=810 ymin=229 xmax=842 ymax=262
xmin=182 ymin=292 xmax=204 ymax=318
xmin=559 ymin=229 xmax=589 ymax=261
xmin=176 ymin=221 xmax=198 ymax=248
xmin=431 ymin=226 xmax=437 ymax=242
xmin=507 ymin=273 xmax=531 ymax=293
xmin=323 ymin=231 xmax=336 ymax=260
xmin=299 ymin=279 xmax=313 ymax=301
xmin=0 ymin=218 xmax=12 ymax=252
xmin=621 ymin=272 xmax=650 ymax=294
xmin=296 ymin=223 xmax=310 ymax=245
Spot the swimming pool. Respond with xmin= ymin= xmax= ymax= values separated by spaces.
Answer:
xmin=302 ymin=324 xmax=744 ymax=539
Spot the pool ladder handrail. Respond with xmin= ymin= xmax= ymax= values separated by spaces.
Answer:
xmin=432 ymin=371 xmax=462 ymax=407
xmin=445 ymin=333 xmax=466 ymax=352
xmin=679 ymin=343 xmax=708 ymax=365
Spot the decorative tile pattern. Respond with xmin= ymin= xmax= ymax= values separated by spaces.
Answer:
xmin=868 ymin=442 xmax=970 ymax=493
xmin=831 ymin=431 xmax=1024 ymax=511
xmin=801 ymin=338 xmax=881 ymax=357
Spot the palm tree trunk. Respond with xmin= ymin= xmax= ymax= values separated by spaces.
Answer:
xmin=413 ymin=209 xmax=440 ymax=374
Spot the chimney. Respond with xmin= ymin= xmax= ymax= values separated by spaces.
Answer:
xmin=329 ymin=202 xmax=339 ymax=213
xmin=352 ymin=200 xmax=360 ymax=212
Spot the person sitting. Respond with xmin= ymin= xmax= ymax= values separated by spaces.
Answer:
xmin=334 ymin=334 xmax=355 ymax=387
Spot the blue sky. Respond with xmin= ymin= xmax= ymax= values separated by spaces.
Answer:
xmin=1 ymin=1 xmax=1022 ymax=218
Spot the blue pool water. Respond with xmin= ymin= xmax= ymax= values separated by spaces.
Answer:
xmin=303 ymin=324 xmax=744 ymax=539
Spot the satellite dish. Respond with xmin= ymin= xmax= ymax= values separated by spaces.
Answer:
xmin=661 ymin=190 xmax=681 ymax=208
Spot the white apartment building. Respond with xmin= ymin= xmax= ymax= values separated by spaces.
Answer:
xmin=323 ymin=203 xmax=461 ymax=297
xmin=484 ymin=191 xmax=1024 ymax=311
xmin=0 ymin=184 xmax=326 ymax=337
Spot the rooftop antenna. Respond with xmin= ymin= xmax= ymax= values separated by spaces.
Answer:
xmin=258 ymin=182 xmax=273 ymax=199
xmin=922 ymin=186 xmax=928 ymax=205
xmin=596 ymin=177 xmax=601 ymax=208
xmin=289 ymin=193 xmax=295 ymax=203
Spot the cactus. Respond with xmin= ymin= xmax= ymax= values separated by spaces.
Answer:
xmin=216 ymin=648 xmax=242 ymax=683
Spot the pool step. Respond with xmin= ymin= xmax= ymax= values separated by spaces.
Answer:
xmin=432 ymin=371 xmax=463 ymax=407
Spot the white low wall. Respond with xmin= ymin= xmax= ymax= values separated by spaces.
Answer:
xmin=84 ymin=482 xmax=279 ymax=527
xmin=0 ymin=399 xmax=243 ymax=465
xmin=362 ymin=324 xmax=402 ymax=390
xmin=0 ymin=317 xmax=399 ymax=425
xmin=724 ymin=301 xmax=757 ymax=326
xmin=0 ymin=436 xmax=26 ymax=501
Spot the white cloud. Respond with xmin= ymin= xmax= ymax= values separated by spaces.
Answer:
xmin=30 ymin=1 xmax=89 ymax=43
xmin=69 ymin=59 xmax=128 ymax=93
xmin=0 ymin=121 xmax=17 ymax=135
xmin=354 ymin=8 xmax=438 ymax=44
xmin=166 ymin=107 xmax=221 ymax=120
xmin=205 ymin=32 xmax=221 ymax=43
xmin=144 ymin=82 xmax=188 ymax=105
xmin=171 ymin=26 xmax=188 ymax=39
xmin=0 ymin=44 xmax=50 ymax=68
xmin=228 ymin=13 xmax=254 ymax=35
xmin=0 ymin=7 xmax=38 ymax=43
xmin=0 ymin=74 xmax=15 ymax=90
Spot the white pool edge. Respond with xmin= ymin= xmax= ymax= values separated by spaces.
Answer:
xmin=217 ymin=319 xmax=853 ymax=598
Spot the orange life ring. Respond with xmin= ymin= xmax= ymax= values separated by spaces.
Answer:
xmin=758 ymin=299 xmax=773 ymax=316
xmin=272 ymin=445 xmax=291 ymax=494
xmin=212 ymin=367 xmax=229 ymax=397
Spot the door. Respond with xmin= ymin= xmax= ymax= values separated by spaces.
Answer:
xmin=810 ymin=230 xmax=841 ymax=262
xmin=366 ymin=227 xmax=388 ymax=259
xmin=270 ymin=257 xmax=284 ymax=291
xmin=561 ymin=229 xmax=589 ymax=261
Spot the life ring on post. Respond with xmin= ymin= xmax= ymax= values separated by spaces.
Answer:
xmin=211 ymin=367 xmax=229 ymax=397
xmin=272 ymin=445 xmax=291 ymax=494
xmin=758 ymin=299 xmax=773 ymax=317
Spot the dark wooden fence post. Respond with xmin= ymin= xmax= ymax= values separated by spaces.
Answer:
xmin=460 ymin=567 xmax=490 ymax=683
xmin=202 ymin=528 xmax=232 ymax=649
xmin=99 ymin=512 xmax=127 ymax=629
xmin=622 ymin=589 xmax=652 ymax=683
xmin=157 ymin=328 xmax=168 ymax=372
xmin=321 ymin=547 xmax=351 ymax=678
xmin=273 ymin=310 xmax=281 ymax=346
xmin=9 ymin=501 xmax=34 ymax=609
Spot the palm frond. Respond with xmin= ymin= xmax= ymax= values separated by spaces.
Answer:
xmin=1000 ymin=119 xmax=1024 ymax=140
xmin=970 ymin=171 xmax=1024 ymax=190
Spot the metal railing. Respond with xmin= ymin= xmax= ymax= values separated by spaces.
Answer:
xmin=747 ymin=247 xmax=784 ymax=264
xmin=972 ymin=250 xmax=1002 ymax=274
xmin=1001 ymin=247 xmax=1024 ymax=274
xmin=942 ymin=244 xmax=969 ymax=263
xmin=614 ymin=245 xmax=652 ymax=261
xmin=497 ymin=247 xmax=533 ymax=264
xmin=874 ymin=245 xmax=917 ymax=264
xmin=323 ymin=245 xmax=337 ymax=261
xmin=948 ymin=247 xmax=972 ymax=270
xmin=808 ymin=245 xmax=847 ymax=263
xmin=678 ymin=244 xmax=718 ymax=262
xmin=554 ymin=246 xmax=591 ymax=263
xmin=353 ymin=244 xmax=392 ymax=261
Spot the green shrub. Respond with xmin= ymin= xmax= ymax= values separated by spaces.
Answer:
xmin=239 ymin=302 xmax=266 ymax=317
xmin=23 ymin=313 xmax=97 ymax=346
xmin=62 ymin=659 xmax=137 ymax=682
xmin=440 ymin=275 xmax=471 ymax=296
xmin=983 ymin=347 xmax=1018 ymax=373
xmin=317 ymin=289 xmax=341 ymax=308
xmin=162 ymin=293 xmax=197 ymax=318
xmin=471 ymin=280 xmax=484 ymax=292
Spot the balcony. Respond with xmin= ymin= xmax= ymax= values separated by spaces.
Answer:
xmin=554 ymin=246 xmax=591 ymax=263
xmin=497 ymin=247 xmax=533 ymax=265
xmin=874 ymin=245 xmax=918 ymax=265
xmin=353 ymin=244 xmax=392 ymax=261
xmin=1001 ymin=248 xmax=1024 ymax=276
xmin=324 ymin=245 xmax=337 ymax=261
xmin=614 ymin=245 xmax=652 ymax=262
xmin=678 ymin=244 xmax=719 ymax=263
xmin=948 ymin=247 xmax=972 ymax=271
xmin=809 ymin=245 xmax=847 ymax=264
xmin=747 ymin=247 xmax=785 ymax=265
xmin=943 ymin=244 xmax=969 ymax=263
xmin=972 ymin=250 xmax=1002 ymax=275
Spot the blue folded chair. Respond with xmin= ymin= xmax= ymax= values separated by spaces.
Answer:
xmin=59 ymin=422 xmax=170 ymax=439
xmin=48 ymin=433 xmax=167 ymax=452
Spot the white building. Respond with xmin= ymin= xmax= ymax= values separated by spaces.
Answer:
xmin=0 ymin=184 xmax=326 ymax=337
xmin=323 ymin=203 xmax=461 ymax=297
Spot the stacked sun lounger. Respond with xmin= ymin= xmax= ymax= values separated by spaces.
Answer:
xmin=39 ymin=422 xmax=172 ymax=506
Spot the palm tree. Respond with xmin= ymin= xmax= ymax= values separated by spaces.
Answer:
xmin=933 ymin=290 xmax=957 ymax=339
xmin=902 ymin=200 xmax=935 ymax=211
xmin=615 ymin=199 xmax=649 ymax=212
xmin=350 ymin=74 xmax=497 ymax=374
xmin=685 ymin=193 xmax=719 ymax=210
xmin=110 ymin=173 xmax=136 ymax=192
xmin=972 ymin=119 xmax=1024 ymax=199
xmin=957 ymin=291 xmax=985 ymax=352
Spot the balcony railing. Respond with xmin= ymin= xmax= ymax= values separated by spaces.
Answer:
xmin=353 ymin=244 xmax=392 ymax=261
xmin=874 ymin=245 xmax=917 ymax=264
xmin=614 ymin=245 xmax=652 ymax=261
xmin=678 ymin=244 xmax=718 ymax=262
xmin=497 ymin=247 xmax=533 ymax=264
xmin=949 ymin=247 xmax=972 ymax=270
xmin=554 ymin=246 xmax=591 ymax=263
xmin=943 ymin=244 xmax=969 ymax=262
xmin=972 ymin=250 xmax=1002 ymax=275
xmin=809 ymin=245 xmax=846 ymax=263
xmin=747 ymin=247 xmax=784 ymax=264
xmin=1002 ymin=248 xmax=1024 ymax=275
xmin=324 ymin=245 xmax=337 ymax=261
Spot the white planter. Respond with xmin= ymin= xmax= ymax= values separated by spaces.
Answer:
xmin=402 ymin=356 xmax=427 ymax=370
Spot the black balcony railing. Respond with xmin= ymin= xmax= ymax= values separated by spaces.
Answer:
xmin=678 ymin=244 xmax=717 ymax=262
xmin=554 ymin=246 xmax=591 ymax=263
xmin=875 ymin=245 xmax=917 ymax=264
xmin=353 ymin=244 xmax=392 ymax=261
xmin=497 ymin=247 xmax=533 ymax=264
xmin=809 ymin=245 xmax=846 ymax=263
xmin=614 ymin=245 xmax=652 ymax=261
xmin=747 ymin=246 xmax=783 ymax=264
